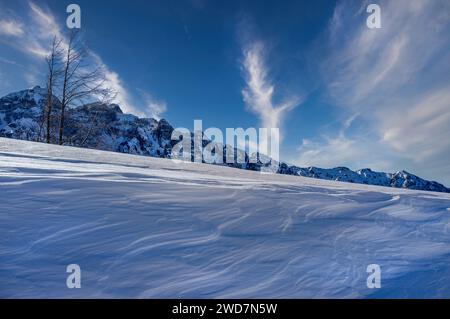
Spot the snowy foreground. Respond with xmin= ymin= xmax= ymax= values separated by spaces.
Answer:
xmin=1 ymin=138 xmax=450 ymax=298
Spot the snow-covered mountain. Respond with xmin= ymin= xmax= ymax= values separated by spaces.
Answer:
xmin=278 ymin=165 xmax=450 ymax=193
xmin=1 ymin=86 xmax=449 ymax=193
xmin=0 ymin=86 xmax=173 ymax=157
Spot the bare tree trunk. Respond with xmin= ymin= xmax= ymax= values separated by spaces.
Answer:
xmin=58 ymin=34 xmax=73 ymax=145
xmin=79 ymin=110 xmax=100 ymax=147
xmin=44 ymin=37 xmax=62 ymax=144
xmin=36 ymin=109 xmax=45 ymax=142
xmin=45 ymin=87 xmax=53 ymax=143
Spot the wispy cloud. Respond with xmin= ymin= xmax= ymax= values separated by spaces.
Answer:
xmin=241 ymin=41 xmax=301 ymax=138
xmin=0 ymin=1 xmax=166 ymax=119
xmin=296 ymin=0 xmax=450 ymax=183
xmin=0 ymin=19 xmax=24 ymax=37
xmin=0 ymin=56 xmax=23 ymax=67
xmin=0 ymin=2 xmax=68 ymax=60
xmin=138 ymin=90 xmax=167 ymax=120
xmin=296 ymin=116 xmax=398 ymax=171
xmin=381 ymin=88 xmax=450 ymax=161
xmin=89 ymin=52 xmax=143 ymax=117
xmin=22 ymin=1 xmax=66 ymax=58
xmin=298 ymin=134 xmax=367 ymax=169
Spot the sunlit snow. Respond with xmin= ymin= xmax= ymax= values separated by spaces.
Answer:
xmin=1 ymin=138 xmax=450 ymax=298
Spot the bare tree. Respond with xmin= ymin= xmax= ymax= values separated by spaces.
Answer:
xmin=57 ymin=30 xmax=115 ymax=145
xmin=44 ymin=37 xmax=63 ymax=143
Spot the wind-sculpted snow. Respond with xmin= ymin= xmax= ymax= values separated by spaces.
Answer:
xmin=1 ymin=138 xmax=450 ymax=298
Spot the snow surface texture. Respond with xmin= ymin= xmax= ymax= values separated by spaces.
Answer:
xmin=1 ymin=87 xmax=449 ymax=193
xmin=1 ymin=138 xmax=450 ymax=298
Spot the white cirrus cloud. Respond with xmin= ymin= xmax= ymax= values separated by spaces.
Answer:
xmin=296 ymin=0 xmax=450 ymax=184
xmin=0 ymin=1 xmax=166 ymax=119
xmin=0 ymin=19 xmax=24 ymax=37
xmin=241 ymin=41 xmax=301 ymax=141
xmin=138 ymin=90 xmax=167 ymax=120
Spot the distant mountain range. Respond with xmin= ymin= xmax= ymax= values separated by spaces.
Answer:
xmin=1 ymin=86 xmax=449 ymax=193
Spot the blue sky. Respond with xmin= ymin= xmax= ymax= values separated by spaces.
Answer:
xmin=1 ymin=0 xmax=450 ymax=184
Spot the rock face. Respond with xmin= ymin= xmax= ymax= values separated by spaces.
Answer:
xmin=0 ymin=86 xmax=55 ymax=141
xmin=0 ymin=87 xmax=173 ymax=158
xmin=1 ymin=86 xmax=449 ymax=193
xmin=65 ymin=102 xmax=173 ymax=157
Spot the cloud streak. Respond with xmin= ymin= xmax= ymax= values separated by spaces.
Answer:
xmin=138 ymin=90 xmax=167 ymax=120
xmin=0 ymin=1 xmax=166 ymax=119
xmin=0 ymin=19 xmax=24 ymax=37
xmin=241 ymin=41 xmax=301 ymax=138
xmin=296 ymin=0 xmax=450 ymax=183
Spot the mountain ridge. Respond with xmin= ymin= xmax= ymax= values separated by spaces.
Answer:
xmin=1 ymin=86 xmax=448 ymax=193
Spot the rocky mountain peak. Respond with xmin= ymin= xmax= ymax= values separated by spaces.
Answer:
xmin=1 ymin=87 xmax=449 ymax=193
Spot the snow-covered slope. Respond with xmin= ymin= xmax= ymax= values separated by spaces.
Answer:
xmin=1 ymin=138 xmax=450 ymax=298
xmin=1 ymin=87 xmax=449 ymax=193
